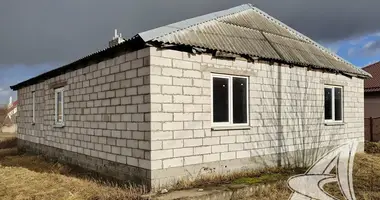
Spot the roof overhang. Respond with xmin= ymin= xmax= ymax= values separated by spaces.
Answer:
xmin=10 ymin=36 xmax=146 ymax=91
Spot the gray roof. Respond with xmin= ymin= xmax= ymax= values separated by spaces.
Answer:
xmin=139 ymin=4 xmax=370 ymax=78
xmin=10 ymin=4 xmax=371 ymax=90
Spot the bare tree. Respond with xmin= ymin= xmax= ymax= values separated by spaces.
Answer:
xmin=250 ymin=62 xmax=335 ymax=169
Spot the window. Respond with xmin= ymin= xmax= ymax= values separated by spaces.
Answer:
xmin=211 ymin=74 xmax=248 ymax=127
xmin=55 ymin=87 xmax=64 ymax=125
xmin=324 ymin=85 xmax=343 ymax=122
xmin=32 ymin=92 xmax=35 ymax=124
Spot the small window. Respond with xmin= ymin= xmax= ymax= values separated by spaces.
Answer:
xmin=32 ymin=92 xmax=35 ymax=124
xmin=211 ymin=74 xmax=248 ymax=127
xmin=324 ymin=85 xmax=343 ymax=122
xmin=55 ymin=87 xmax=64 ymax=125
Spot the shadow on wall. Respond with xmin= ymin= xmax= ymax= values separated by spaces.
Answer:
xmin=252 ymin=64 xmax=335 ymax=169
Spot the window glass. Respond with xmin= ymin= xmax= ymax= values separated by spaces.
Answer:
xmin=233 ymin=77 xmax=247 ymax=124
xmin=213 ymin=77 xmax=229 ymax=123
xmin=57 ymin=91 xmax=62 ymax=122
xmin=55 ymin=88 xmax=64 ymax=124
xmin=334 ymin=88 xmax=342 ymax=121
xmin=32 ymin=92 xmax=35 ymax=123
xmin=324 ymin=88 xmax=332 ymax=120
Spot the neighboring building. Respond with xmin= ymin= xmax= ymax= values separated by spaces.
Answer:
xmin=7 ymin=97 xmax=18 ymax=123
xmin=1 ymin=97 xmax=18 ymax=133
xmin=10 ymin=4 xmax=370 ymax=188
xmin=363 ymin=62 xmax=380 ymax=118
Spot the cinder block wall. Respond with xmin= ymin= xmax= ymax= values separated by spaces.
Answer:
xmin=17 ymin=47 xmax=152 ymax=184
xmin=149 ymin=47 xmax=364 ymax=187
xmin=16 ymin=46 xmax=365 ymax=189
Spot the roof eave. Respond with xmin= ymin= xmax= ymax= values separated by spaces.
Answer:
xmin=10 ymin=36 xmax=146 ymax=91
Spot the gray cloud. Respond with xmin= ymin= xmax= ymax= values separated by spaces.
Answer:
xmin=364 ymin=40 xmax=380 ymax=51
xmin=1 ymin=0 xmax=380 ymax=66
xmin=356 ymin=40 xmax=380 ymax=56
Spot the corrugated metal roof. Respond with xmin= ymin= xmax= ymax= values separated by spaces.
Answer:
xmin=363 ymin=62 xmax=380 ymax=92
xmin=139 ymin=4 xmax=371 ymax=78
xmin=10 ymin=36 xmax=146 ymax=90
xmin=154 ymin=21 xmax=281 ymax=60
xmin=138 ymin=4 xmax=252 ymax=41
xmin=10 ymin=4 xmax=372 ymax=91
xmin=218 ymin=9 xmax=302 ymax=41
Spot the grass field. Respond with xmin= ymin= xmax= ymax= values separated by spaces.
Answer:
xmin=0 ymin=134 xmax=146 ymax=200
xmin=0 ymin=134 xmax=379 ymax=200
xmin=239 ymin=153 xmax=380 ymax=200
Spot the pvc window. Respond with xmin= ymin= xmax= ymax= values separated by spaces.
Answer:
xmin=32 ymin=92 xmax=35 ymax=124
xmin=54 ymin=87 xmax=64 ymax=125
xmin=211 ymin=74 xmax=249 ymax=127
xmin=324 ymin=85 xmax=343 ymax=123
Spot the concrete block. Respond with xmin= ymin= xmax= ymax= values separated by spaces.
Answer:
xmin=221 ymin=152 xmax=236 ymax=160
xmin=163 ymin=139 xmax=184 ymax=149
xmin=184 ymin=138 xmax=202 ymax=147
xmin=163 ymin=157 xmax=183 ymax=168
xmin=162 ymin=68 xmax=183 ymax=77
xmin=194 ymin=146 xmax=211 ymax=155
xmin=151 ymin=149 xmax=173 ymax=160
xmin=174 ymin=147 xmax=194 ymax=157
xmin=184 ymin=155 xmax=203 ymax=165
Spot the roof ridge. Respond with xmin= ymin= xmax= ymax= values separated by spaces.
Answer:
xmin=363 ymin=61 xmax=380 ymax=69
xmin=216 ymin=16 xmax=307 ymax=43
xmin=138 ymin=4 xmax=252 ymax=41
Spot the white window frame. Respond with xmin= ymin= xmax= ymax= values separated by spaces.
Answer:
xmin=211 ymin=73 xmax=249 ymax=127
xmin=54 ymin=87 xmax=65 ymax=125
xmin=324 ymin=85 xmax=343 ymax=123
xmin=32 ymin=91 xmax=35 ymax=124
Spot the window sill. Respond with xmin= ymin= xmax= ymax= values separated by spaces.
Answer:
xmin=324 ymin=122 xmax=345 ymax=126
xmin=211 ymin=125 xmax=251 ymax=131
xmin=53 ymin=124 xmax=65 ymax=128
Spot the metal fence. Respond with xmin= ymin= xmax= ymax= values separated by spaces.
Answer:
xmin=365 ymin=117 xmax=380 ymax=142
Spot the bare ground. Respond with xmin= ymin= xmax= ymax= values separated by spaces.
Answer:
xmin=0 ymin=134 xmax=379 ymax=200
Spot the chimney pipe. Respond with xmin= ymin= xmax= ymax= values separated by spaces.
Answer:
xmin=109 ymin=29 xmax=125 ymax=47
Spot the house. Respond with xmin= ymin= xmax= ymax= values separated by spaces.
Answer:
xmin=363 ymin=62 xmax=380 ymax=118
xmin=7 ymin=97 xmax=18 ymax=122
xmin=10 ymin=4 xmax=370 ymax=188
xmin=1 ymin=97 xmax=18 ymax=133
xmin=362 ymin=62 xmax=380 ymax=141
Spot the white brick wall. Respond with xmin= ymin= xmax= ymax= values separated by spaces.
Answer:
xmin=150 ymin=47 xmax=365 ymax=171
xmin=16 ymin=46 xmax=365 ymax=187
xmin=17 ymin=48 xmax=152 ymax=170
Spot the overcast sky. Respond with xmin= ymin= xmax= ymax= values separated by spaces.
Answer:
xmin=1 ymin=0 xmax=380 ymax=104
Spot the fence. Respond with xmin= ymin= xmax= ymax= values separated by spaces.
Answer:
xmin=365 ymin=117 xmax=380 ymax=142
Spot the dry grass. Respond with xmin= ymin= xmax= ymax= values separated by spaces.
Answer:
xmin=364 ymin=141 xmax=380 ymax=154
xmin=0 ymin=135 xmax=147 ymax=200
xmin=238 ymin=153 xmax=380 ymax=200
xmin=322 ymin=153 xmax=380 ymax=200
xmin=0 ymin=154 xmax=147 ymax=200
xmin=0 ymin=135 xmax=379 ymax=199
xmin=0 ymin=137 xmax=146 ymax=200
xmin=2 ymin=153 xmax=378 ymax=200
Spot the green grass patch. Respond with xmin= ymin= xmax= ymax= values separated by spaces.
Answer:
xmin=233 ymin=173 xmax=289 ymax=185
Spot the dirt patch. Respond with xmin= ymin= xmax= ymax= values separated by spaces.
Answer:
xmin=0 ymin=137 xmax=16 ymax=149
xmin=365 ymin=141 xmax=380 ymax=154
